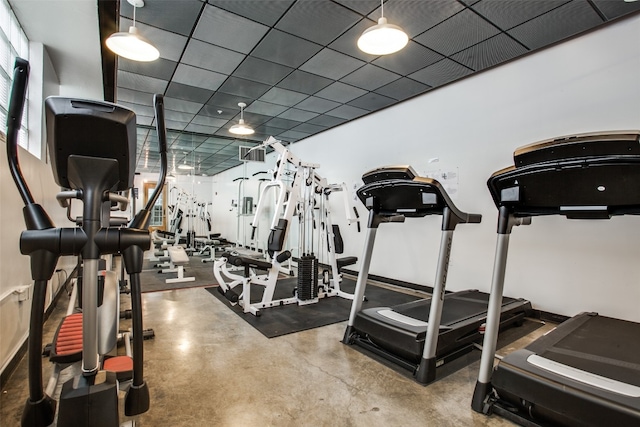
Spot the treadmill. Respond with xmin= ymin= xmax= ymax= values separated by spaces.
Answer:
xmin=471 ymin=131 xmax=640 ymax=426
xmin=342 ymin=166 xmax=533 ymax=384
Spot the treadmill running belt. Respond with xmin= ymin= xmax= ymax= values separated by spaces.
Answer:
xmin=538 ymin=316 xmax=640 ymax=386
xmin=394 ymin=292 xmax=521 ymax=326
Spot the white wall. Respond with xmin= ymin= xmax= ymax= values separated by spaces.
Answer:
xmin=212 ymin=15 xmax=640 ymax=322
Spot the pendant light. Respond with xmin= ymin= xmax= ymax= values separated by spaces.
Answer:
xmin=357 ymin=0 xmax=408 ymax=55
xmin=229 ymin=102 xmax=255 ymax=135
xmin=106 ymin=0 xmax=159 ymax=62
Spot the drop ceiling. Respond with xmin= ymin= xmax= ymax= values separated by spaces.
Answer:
xmin=108 ymin=0 xmax=640 ymax=177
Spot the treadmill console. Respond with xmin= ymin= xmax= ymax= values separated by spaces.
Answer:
xmin=514 ymin=131 xmax=640 ymax=167
xmin=488 ymin=131 xmax=640 ymax=219
xmin=357 ymin=166 xmax=481 ymax=226
xmin=361 ymin=165 xmax=416 ymax=184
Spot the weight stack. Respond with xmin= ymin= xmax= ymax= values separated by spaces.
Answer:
xmin=297 ymin=255 xmax=318 ymax=301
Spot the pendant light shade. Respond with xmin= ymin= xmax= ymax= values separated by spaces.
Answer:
xmin=229 ymin=102 xmax=254 ymax=135
xmin=106 ymin=0 xmax=159 ymax=62
xmin=357 ymin=1 xmax=408 ymax=55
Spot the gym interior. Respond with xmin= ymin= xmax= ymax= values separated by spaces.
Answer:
xmin=1 ymin=1 xmax=639 ymax=426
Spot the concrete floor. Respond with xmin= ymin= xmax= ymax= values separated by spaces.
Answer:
xmin=0 ymin=285 xmax=552 ymax=426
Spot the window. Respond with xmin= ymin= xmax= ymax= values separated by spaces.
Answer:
xmin=0 ymin=0 xmax=29 ymax=150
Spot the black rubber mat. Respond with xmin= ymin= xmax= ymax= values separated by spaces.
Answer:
xmin=204 ymin=278 xmax=419 ymax=338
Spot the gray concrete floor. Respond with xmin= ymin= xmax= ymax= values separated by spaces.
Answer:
xmin=0 ymin=285 xmax=552 ymax=426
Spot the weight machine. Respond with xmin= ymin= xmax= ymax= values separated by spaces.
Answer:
xmin=214 ymin=137 xmax=359 ymax=316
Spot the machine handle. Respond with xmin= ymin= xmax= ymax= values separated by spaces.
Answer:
xmin=466 ymin=213 xmax=482 ymax=224
xmin=6 ymin=58 xmax=34 ymax=206
xmin=129 ymin=94 xmax=168 ymax=229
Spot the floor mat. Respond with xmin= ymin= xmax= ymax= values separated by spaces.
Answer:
xmin=140 ymin=256 xmax=219 ymax=293
xmin=205 ymin=278 xmax=419 ymax=338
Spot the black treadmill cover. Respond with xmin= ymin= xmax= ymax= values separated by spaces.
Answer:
xmin=45 ymin=97 xmax=137 ymax=191
xmin=487 ymin=131 xmax=640 ymax=219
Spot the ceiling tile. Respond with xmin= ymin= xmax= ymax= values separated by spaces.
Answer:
xmin=182 ymin=39 xmax=246 ymax=74
xmin=164 ymin=119 xmax=188 ymax=131
xmin=193 ymin=4 xmax=269 ymax=54
xmin=265 ymin=117 xmax=302 ymax=130
xmin=136 ymin=115 xmax=154 ymax=127
xmin=374 ymin=77 xmax=430 ymax=101
xmin=292 ymin=122 xmax=326 ymax=134
xmin=340 ymin=64 xmax=400 ymax=91
xmin=242 ymin=112 xmax=273 ymax=127
xmin=414 ymin=8 xmax=501 ymax=56
xmin=119 ymin=101 xmax=155 ymax=117
xmin=276 ymin=1 xmax=362 ymax=45
xmin=315 ymin=81 xmax=367 ymax=103
xmin=185 ymin=123 xmax=220 ymax=135
xmin=217 ymin=76 xmax=271 ymax=99
xmin=163 ymin=97 xmax=204 ymax=114
xmin=251 ymin=29 xmax=322 ymax=68
xmin=205 ymin=92 xmax=253 ymax=113
xmin=334 ymin=0 xmax=380 ymax=16
xmin=208 ymin=0 xmax=295 ymax=26
xmin=191 ymin=115 xmax=229 ymax=128
xmin=277 ymin=70 xmax=333 ymax=95
xmin=325 ymin=104 xmax=368 ymax=120
xmin=245 ymin=101 xmax=289 ymax=116
xmin=591 ymin=0 xmax=640 ymax=20
xmin=507 ymin=1 xmax=605 ymax=51
xmin=408 ymin=58 xmax=473 ymax=87
xmin=234 ymin=56 xmax=293 ymax=85
xmin=259 ymin=87 xmax=308 ymax=107
xmin=116 ymin=87 xmax=154 ymax=106
xmin=295 ymin=96 xmax=341 ymax=114
xmin=300 ymin=48 xmax=365 ymax=80
xmin=119 ymin=57 xmax=177 ymax=81
xmin=451 ymin=33 xmax=528 ymax=71
xmin=373 ymin=41 xmax=444 ymax=75
xmin=172 ymin=64 xmax=227 ymax=91
xmin=120 ymin=0 xmax=203 ymax=36
xmin=199 ymin=104 xmax=237 ymax=119
xmin=278 ymin=108 xmax=319 ymax=122
xmin=117 ymin=71 xmax=168 ymax=94
xmin=348 ymin=93 xmax=397 ymax=111
xmin=470 ymin=0 xmax=570 ymax=30
xmin=370 ymin=0 xmax=467 ymax=38
xmin=277 ymin=129 xmax=310 ymax=142
xmin=164 ymin=110 xmax=195 ymax=123
xmin=165 ymin=82 xmax=214 ymax=104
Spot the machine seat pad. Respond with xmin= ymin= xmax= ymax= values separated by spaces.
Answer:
xmin=168 ymin=245 xmax=190 ymax=265
xmin=103 ymin=355 xmax=133 ymax=381
xmin=50 ymin=313 xmax=83 ymax=364
xmin=222 ymin=252 xmax=273 ymax=270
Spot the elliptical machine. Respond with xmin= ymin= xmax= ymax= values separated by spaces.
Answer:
xmin=7 ymin=58 xmax=168 ymax=426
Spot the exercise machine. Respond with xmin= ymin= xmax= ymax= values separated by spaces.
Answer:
xmin=342 ymin=165 xmax=532 ymax=384
xmin=214 ymin=137 xmax=359 ymax=315
xmin=8 ymin=58 xmax=167 ymax=426
xmin=471 ymin=131 xmax=640 ymax=426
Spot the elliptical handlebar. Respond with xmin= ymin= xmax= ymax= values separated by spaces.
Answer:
xmin=129 ymin=94 xmax=168 ymax=229
xmin=6 ymin=58 xmax=34 ymax=206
